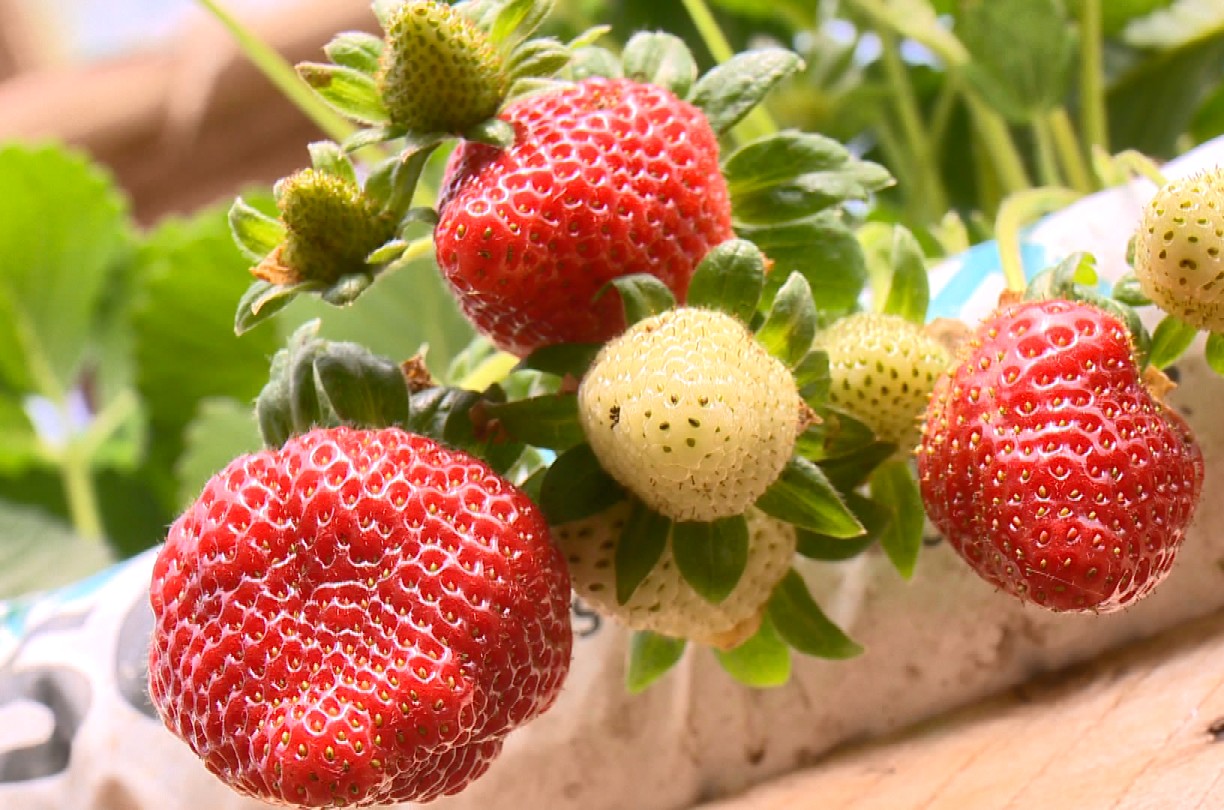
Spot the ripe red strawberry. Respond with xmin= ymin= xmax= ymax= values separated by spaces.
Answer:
xmin=148 ymin=426 xmax=572 ymax=807
xmin=434 ymin=77 xmax=735 ymax=356
xmin=917 ymin=299 xmax=1204 ymax=613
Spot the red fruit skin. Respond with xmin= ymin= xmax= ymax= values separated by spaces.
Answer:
xmin=917 ymin=300 xmax=1204 ymax=613
xmin=434 ymin=77 xmax=735 ymax=357
xmin=148 ymin=427 xmax=572 ymax=807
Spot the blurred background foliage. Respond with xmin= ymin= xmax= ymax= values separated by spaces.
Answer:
xmin=0 ymin=0 xmax=1221 ymax=596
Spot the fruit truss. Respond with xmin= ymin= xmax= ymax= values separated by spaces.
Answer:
xmin=145 ymin=0 xmax=1220 ymax=807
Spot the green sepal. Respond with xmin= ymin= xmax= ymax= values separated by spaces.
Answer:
xmin=568 ymin=46 xmax=623 ymax=80
xmin=714 ymin=613 xmax=792 ymax=689
xmin=606 ymin=274 xmax=676 ymax=325
xmin=794 ymin=350 xmax=831 ymax=406
xmin=463 ymin=118 xmax=516 ymax=149
xmin=323 ymin=31 xmax=384 ymax=74
xmin=366 ymin=141 xmax=444 ymax=219
xmin=228 ymin=197 xmax=286 ymax=263
xmin=234 ymin=280 xmax=318 ymax=336
xmin=817 ymin=440 xmax=898 ymax=491
xmin=488 ymin=0 xmax=553 ymax=49
xmin=296 ymin=62 xmax=390 ymax=126
xmin=342 ymin=125 xmax=406 ymax=153
xmin=1024 ymin=252 xmax=1098 ymax=301
xmin=755 ymin=456 xmax=864 ymax=537
xmin=671 ymin=515 xmax=749 ymax=605
xmin=626 ymin=631 xmax=686 ymax=694
xmin=307 ymin=141 xmax=359 ymax=185
xmin=255 ymin=337 xmax=296 ymax=448
xmin=754 ymin=272 xmax=817 ymax=368
xmin=366 ymin=239 xmax=408 ymax=265
xmin=1148 ymin=314 xmax=1198 ymax=370
xmin=796 ymin=491 xmax=890 ymax=562
xmin=506 ymin=38 xmax=572 ymax=81
xmin=685 ymin=238 xmax=766 ymax=324
xmin=287 ymin=328 xmax=332 ymax=432
xmin=312 ymin=345 xmax=411 ymax=430
xmin=1206 ymin=333 xmax=1224 ymax=376
xmin=482 ymin=393 xmax=584 ymax=452
xmin=506 ymin=77 xmax=568 ymax=103
xmin=870 ymin=460 xmax=924 ymax=579
xmin=521 ymin=342 xmax=601 ymax=378
xmin=568 ymin=25 xmax=610 ymax=49
xmin=1111 ymin=273 xmax=1151 ymax=307
xmin=724 ymin=132 xmax=893 ymax=226
xmin=538 ymin=442 xmax=625 ymax=524
xmin=319 ymin=272 xmax=376 ymax=306
xmin=688 ymin=49 xmax=803 ymax=135
xmin=878 ymin=225 xmax=929 ymax=325
xmin=615 ymin=499 xmax=672 ymax=605
xmin=621 ymin=31 xmax=698 ymax=99
xmin=737 ymin=213 xmax=867 ymax=316
xmin=407 ymin=386 xmax=524 ymax=474
xmin=767 ymin=569 xmax=862 ymax=660
xmin=401 ymin=207 xmax=441 ymax=229
xmin=795 ymin=408 xmax=877 ymax=461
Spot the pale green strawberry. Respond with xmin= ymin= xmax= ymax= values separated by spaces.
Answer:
xmin=377 ymin=0 xmax=507 ymax=134
xmin=577 ymin=308 xmax=801 ymax=523
xmin=554 ymin=502 xmax=796 ymax=647
xmin=256 ymin=168 xmax=396 ymax=286
xmin=1134 ymin=168 xmax=1224 ymax=332
xmin=815 ymin=312 xmax=950 ymax=452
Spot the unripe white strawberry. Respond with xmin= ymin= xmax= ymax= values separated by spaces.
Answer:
xmin=1134 ymin=168 xmax=1224 ymax=332
xmin=577 ymin=307 xmax=800 ymax=522
xmin=554 ymin=502 xmax=796 ymax=647
xmin=815 ymin=312 xmax=949 ymax=452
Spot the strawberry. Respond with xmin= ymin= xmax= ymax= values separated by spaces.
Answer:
xmin=554 ymin=502 xmax=796 ymax=648
xmin=377 ymin=0 xmax=507 ymax=135
xmin=434 ymin=77 xmax=735 ymax=356
xmin=815 ymin=312 xmax=950 ymax=452
xmin=147 ymin=426 xmax=572 ymax=807
xmin=577 ymin=307 xmax=801 ymax=523
xmin=1133 ymin=168 xmax=1224 ymax=331
xmin=917 ymin=299 xmax=1204 ymax=612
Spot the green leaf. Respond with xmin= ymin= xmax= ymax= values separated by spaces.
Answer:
xmin=736 ymin=214 xmax=868 ymax=316
xmin=767 ymin=569 xmax=862 ymax=659
xmin=1206 ymin=332 xmax=1224 ymax=376
xmin=1148 ymin=314 xmax=1199 ymax=369
xmin=870 ymin=460 xmax=924 ymax=579
xmin=714 ymin=613 xmax=792 ymax=689
xmin=0 ymin=398 xmax=38 ymax=475
xmin=227 ymin=196 xmax=285 ymax=263
xmin=0 ymin=143 xmax=131 ymax=394
xmin=484 ymin=393 xmax=584 ymax=452
xmin=521 ymin=342 xmax=601 ymax=378
xmin=0 ymin=500 xmax=114 ymax=598
xmin=506 ymin=38 xmax=572 ymax=81
xmin=615 ymin=500 xmax=672 ymax=605
xmin=307 ymin=140 xmax=359 ymax=185
xmin=1111 ymin=273 xmax=1152 ymax=307
xmin=879 ymin=226 xmax=929 ymax=325
xmin=817 ymin=440 xmax=898 ymax=491
xmin=689 ymin=49 xmax=803 ymax=135
xmin=796 ymin=491 xmax=890 ymax=562
xmin=755 ymin=456 xmax=864 ymax=537
xmin=754 ymin=272 xmax=817 ymax=367
xmin=538 ymin=442 xmax=624 ymax=524
xmin=323 ymin=31 xmax=384 ymax=74
xmin=175 ymin=397 xmax=262 ymax=508
xmin=724 ymin=132 xmax=892 ymax=225
xmin=621 ymin=31 xmax=698 ymax=98
xmin=312 ymin=344 xmax=411 ymax=429
xmin=671 ymin=516 xmax=750 ymax=605
xmin=626 ymin=631 xmax=686 ymax=694
xmin=957 ymin=0 xmax=1076 ymax=122
xmin=296 ymin=62 xmax=390 ymax=126
xmin=685 ymin=239 xmax=766 ymax=324
xmin=607 ymin=274 xmax=676 ymax=325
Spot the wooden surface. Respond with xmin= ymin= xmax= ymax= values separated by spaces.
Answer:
xmin=702 ymin=607 xmax=1224 ymax=809
xmin=0 ymin=0 xmax=372 ymax=224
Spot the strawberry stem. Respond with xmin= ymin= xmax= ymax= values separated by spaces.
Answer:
xmin=1047 ymin=107 xmax=1094 ymax=194
xmin=878 ymin=28 xmax=948 ymax=221
xmin=1077 ymin=0 xmax=1108 ymax=154
xmin=60 ymin=445 xmax=104 ymax=541
xmin=679 ymin=0 xmax=778 ymax=142
xmin=995 ymin=187 xmax=1082 ymax=293
xmin=1030 ymin=114 xmax=1063 ymax=188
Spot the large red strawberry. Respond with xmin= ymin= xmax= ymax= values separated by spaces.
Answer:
xmin=434 ymin=77 xmax=735 ymax=356
xmin=148 ymin=426 xmax=572 ymax=807
xmin=917 ymin=299 xmax=1204 ymax=613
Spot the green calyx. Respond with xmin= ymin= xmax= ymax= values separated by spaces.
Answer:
xmin=377 ymin=0 xmax=508 ymax=134
xmin=259 ymin=168 xmax=397 ymax=287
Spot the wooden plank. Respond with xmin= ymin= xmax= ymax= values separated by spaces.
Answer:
xmin=700 ymin=607 xmax=1224 ymax=809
